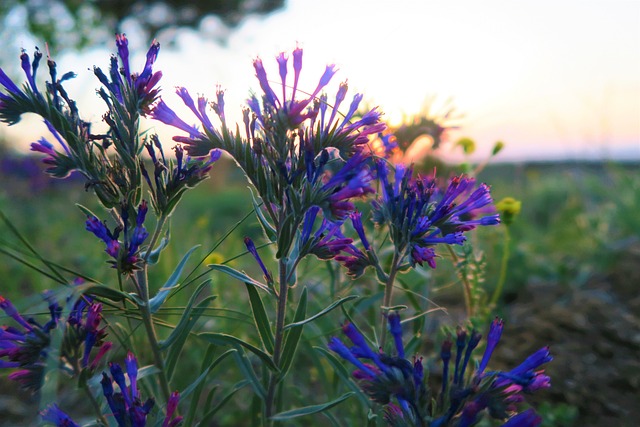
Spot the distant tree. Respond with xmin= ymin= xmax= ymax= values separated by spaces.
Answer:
xmin=0 ymin=0 xmax=285 ymax=51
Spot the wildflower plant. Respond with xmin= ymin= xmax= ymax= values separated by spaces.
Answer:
xmin=0 ymin=34 xmax=552 ymax=426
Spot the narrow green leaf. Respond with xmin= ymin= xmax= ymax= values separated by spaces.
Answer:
xmin=270 ymin=392 xmax=355 ymax=421
xmin=150 ymin=245 xmax=200 ymax=313
xmin=141 ymin=227 xmax=170 ymax=265
xmin=279 ymin=287 xmax=307 ymax=377
xmin=160 ymin=280 xmax=212 ymax=350
xmin=197 ymin=380 xmax=249 ymax=427
xmin=284 ymin=295 xmax=359 ymax=330
xmin=180 ymin=349 xmax=236 ymax=399
xmin=207 ymin=264 xmax=271 ymax=294
xmin=165 ymin=295 xmax=216 ymax=378
xmin=314 ymin=347 xmax=371 ymax=408
xmin=249 ymin=187 xmax=276 ymax=242
xmin=245 ymin=283 xmax=274 ymax=354
xmin=275 ymin=213 xmax=295 ymax=259
xmin=75 ymin=282 xmax=136 ymax=303
xmin=231 ymin=348 xmax=267 ymax=400
xmin=198 ymin=332 xmax=278 ymax=372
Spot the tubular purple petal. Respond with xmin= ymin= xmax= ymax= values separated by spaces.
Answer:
xmin=501 ymin=409 xmax=542 ymax=427
xmin=150 ymin=99 xmax=200 ymax=135
xmin=40 ymin=403 xmax=81 ymax=427
xmin=387 ymin=312 xmax=404 ymax=358
xmin=477 ymin=317 xmax=503 ymax=375
xmin=253 ymin=57 xmax=279 ymax=108
xmin=116 ymin=34 xmax=132 ymax=84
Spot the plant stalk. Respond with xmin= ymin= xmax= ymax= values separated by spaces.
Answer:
xmin=490 ymin=226 xmax=511 ymax=307
xmin=135 ymin=268 xmax=172 ymax=404
xmin=265 ymin=257 xmax=289 ymax=423
xmin=380 ymin=251 xmax=401 ymax=348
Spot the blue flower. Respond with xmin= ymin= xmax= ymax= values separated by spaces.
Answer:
xmin=372 ymin=160 xmax=500 ymax=269
xmin=244 ymin=237 xmax=273 ymax=284
xmin=40 ymin=403 xmax=80 ymax=427
xmin=95 ymin=34 xmax=162 ymax=112
xmin=329 ymin=315 xmax=551 ymax=426
xmin=86 ymin=201 xmax=149 ymax=273
xmin=101 ymin=352 xmax=183 ymax=427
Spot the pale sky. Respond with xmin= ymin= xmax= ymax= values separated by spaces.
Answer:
xmin=1 ymin=0 xmax=639 ymax=161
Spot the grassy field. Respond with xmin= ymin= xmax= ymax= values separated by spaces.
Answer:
xmin=0 ymin=154 xmax=638 ymax=425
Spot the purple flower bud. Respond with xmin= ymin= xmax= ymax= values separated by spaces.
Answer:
xmin=244 ymin=237 xmax=273 ymax=284
xmin=477 ymin=317 xmax=503 ymax=375
xmin=150 ymin=99 xmax=200 ymax=136
xmin=40 ymin=403 xmax=80 ymax=427
xmin=349 ymin=210 xmax=370 ymax=251
xmin=253 ymin=57 xmax=279 ymax=108
xmin=387 ymin=312 xmax=404 ymax=358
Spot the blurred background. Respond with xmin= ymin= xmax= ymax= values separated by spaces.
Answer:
xmin=0 ymin=1 xmax=639 ymax=426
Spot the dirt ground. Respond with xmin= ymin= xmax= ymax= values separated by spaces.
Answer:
xmin=494 ymin=243 xmax=640 ymax=426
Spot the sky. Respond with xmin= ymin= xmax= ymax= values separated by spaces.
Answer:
xmin=1 ymin=0 xmax=639 ymax=162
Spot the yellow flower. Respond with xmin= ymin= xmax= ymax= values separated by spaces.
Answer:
xmin=495 ymin=197 xmax=522 ymax=226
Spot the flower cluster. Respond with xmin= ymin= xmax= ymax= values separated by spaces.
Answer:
xmin=0 ymin=35 xmax=170 ymax=211
xmin=0 ymin=291 xmax=110 ymax=392
xmin=373 ymin=161 xmax=500 ymax=269
xmin=150 ymin=47 xmax=384 ymax=245
xmin=100 ymin=352 xmax=182 ymax=427
xmin=40 ymin=352 xmax=183 ymax=427
xmin=85 ymin=200 xmax=149 ymax=273
xmin=329 ymin=314 xmax=551 ymax=426
xmin=141 ymin=136 xmax=221 ymax=215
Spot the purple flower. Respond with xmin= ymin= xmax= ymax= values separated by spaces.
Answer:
xmin=372 ymin=160 xmax=500 ymax=269
xmin=244 ymin=237 xmax=273 ymax=284
xmin=40 ymin=403 xmax=80 ymax=427
xmin=86 ymin=201 xmax=149 ymax=273
xmin=102 ymin=352 xmax=155 ymax=427
xmin=322 ymin=153 xmax=375 ymax=221
xmin=96 ymin=34 xmax=162 ymax=112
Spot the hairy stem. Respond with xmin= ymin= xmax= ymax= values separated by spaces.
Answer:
xmin=265 ymin=258 xmax=289 ymax=424
xmin=134 ymin=269 xmax=172 ymax=404
xmin=447 ymin=246 xmax=473 ymax=318
xmin=380 ymin=251 xmax=401 ymax=349
xmin=143 ymin=212 xmax=168 ymax=264
xmin=489 ymin=226 xmax=511 ymax=307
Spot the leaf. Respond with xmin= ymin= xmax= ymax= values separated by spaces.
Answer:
xmin=275 ymin=213 xmax=295 ymax=259
xmin=180 ymin=349 xmax=236 ymax=399
xmin=207 ymin=264 xmax=271 ymax=294
xmin=149 ymin=245 xmax=200 ymax=313
xmin=165 ymin=295 xmax=216 ymax=379
xmin=141 ymin=227 xmax=170 ymax=265
xmin=160 ymin=280 xmax=212 ymax=350
xmin=249 ymin=187 xmax=276 ymax=242
xmin=279 ymin=287 xmax=307 ymax=377
xmin=198 ymin=332 xmax=278 ymax=372
xmin=75 ymin=282 xmax=136 ymax=303
xmin=231 ymin=348 xmax=267 ymax=401
xmin=197 ymin=381 xmax=249 ymax=427
xmin=284 ymin=295 xmax=359 ymax=330
xmin=270 ymin=392 xmax=355 ymax=421
xmin=245 ymin=283 xmax=275 ymax=354
xmin=314 ymin=347 xmax=371 ymax=408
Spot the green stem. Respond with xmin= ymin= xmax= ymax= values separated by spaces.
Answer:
xmin=81 ymin=379 xmax=109 ymax=425
xmin=447 ymin=246 xmax=474 ymax=319
xmin=380 ymin=251 xmax=401 ymax=349
xmin=490 ymin=226 xmax=511 ymax=307
xmin=143 ymin=212 xmax=169 ymax=264
xmin=265 ymin=257 xmax=289 ymax=424
xmin=134 ymin=269 xmax=172 ymax=404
